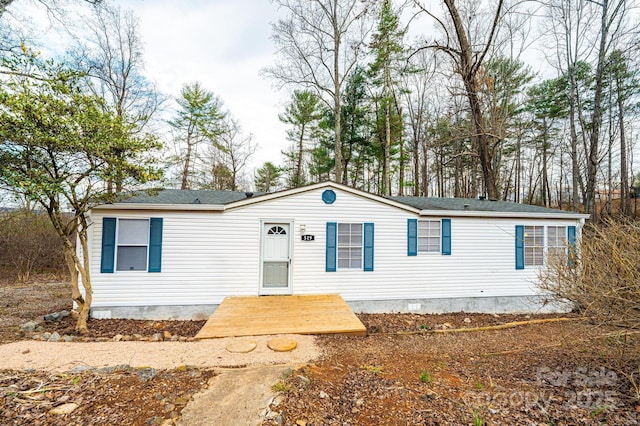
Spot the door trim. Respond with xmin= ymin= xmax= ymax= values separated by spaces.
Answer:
xmin=259 ymin=219 xmax=294 ymax=295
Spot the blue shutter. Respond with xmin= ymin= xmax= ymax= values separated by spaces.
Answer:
xmin=567 ymin=225 xmax=576 ymax=267
xmin=326 ymin=222 xmax=337 ymax=272
xmin=515 ymin=225 xmax=525 ymax=270
xmin=100 ymin=217 xmax=116 ymax=273
xmin=407 ymin=219 xmax=417 ymax=256
xmin=148 ymin=218 xmax=163 ymax=272
xmin=441 ymin=219 xmax=451 ymax=255
xmin=363 ymin=222 xmax=374 ymax=271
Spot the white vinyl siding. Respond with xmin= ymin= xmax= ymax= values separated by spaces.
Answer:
xmin=337 ymin=223 xmax=362 ymax=269
xmin=87 ymin=186 xmax=583 ymax=311
xmin=418 ymin=220 xmax=440 ymax=253
xmin=116 ymin=219 xmax=149 ymax=271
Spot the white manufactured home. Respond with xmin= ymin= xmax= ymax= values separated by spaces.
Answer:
xmin=86 ymin=181 xmax=588 ymax=320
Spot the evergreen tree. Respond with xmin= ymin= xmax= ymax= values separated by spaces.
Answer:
xmin=279 ymin=90 xmax=322 ymax=188
xmin=368 ymin=0 xmax=405 ymax=195
xmin=255 ymin=162 xmax=282 ymax=192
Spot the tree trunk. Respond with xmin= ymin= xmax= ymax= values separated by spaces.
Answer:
xmin=63 ymin=239 xmax=92 ymax=333
xmin=413 ymin=132 xmax=420 ymax=196
xmin=181 ymin=141 xmax=193 ymax=190
xmin=617 ymin=77 xmax=630 ymax=215
xmin=296 ymin=123 xmax=306 ymax=187
xmin=585 ymin=0 xmax=610 ymax=217
xmin=333 ymin=7 xmax=343 ymax=184
xmin=541 ymin=118 xmax=550 ymax=207
xmin=443 ymin=0 xmax=501 ymax=200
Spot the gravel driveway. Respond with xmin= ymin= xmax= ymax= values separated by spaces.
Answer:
xmin=0 ymin=334 xmax=319 ymax=371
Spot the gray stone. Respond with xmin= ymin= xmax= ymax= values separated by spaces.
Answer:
xmin=265 ymin=410 xmax=280 ymax=421
xmin=151 ymin=333 xmax=164 ymax=342
xmin=70 ymin=365 xmax=95 ymax=373
xmin=20 ymin=320 xmax=39 ymax=333
xmin=48 ymin=332 xmax=61 ymax=342
xmin=41 ymin=332 xmax=51 ymax=341
xmin=271 ymin=394 xmax=285 ymax=407
xmin=296 ymin=375 xmax=310 ymax=385
xmin=63 ymin=335 xmax=75 ymax=342
xmin=319 ymin=391 xmax=329 ymax=399
xmin=49 ymin=403 xmax=79 ymax=415
xmin=136 ymin=367 xmax=157 ymax=381
xmin=113 ymin=334 xmax=123 ymax=342
xmin=43 ymin=310 xmax=70 ymax=322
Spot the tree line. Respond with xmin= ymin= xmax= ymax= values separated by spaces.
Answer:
xmin=257 ymin=0 xmax=640 ymax=219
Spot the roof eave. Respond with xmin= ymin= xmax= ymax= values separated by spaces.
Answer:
xmin=225 ymin=181 xmax=421 ymax=214
xmin=419 ymin=209 xmax=590 ymax=219
xmin=93 ymin=203 xmax=225 ymax=211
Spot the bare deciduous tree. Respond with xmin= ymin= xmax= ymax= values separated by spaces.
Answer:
xmin=414 ymin=0 xmax=508 ymax=199
xmin=264 ymin=0 xmax=372 ymax=183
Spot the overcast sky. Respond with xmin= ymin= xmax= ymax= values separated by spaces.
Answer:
xmin=12 ymin=0 xmax=289 ymax=174
xmin=117 ymin=0 xmax=289 ymax=172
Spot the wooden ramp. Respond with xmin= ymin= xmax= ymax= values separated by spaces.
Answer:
xmin=195 ymin=294 xmax=367 ymax=339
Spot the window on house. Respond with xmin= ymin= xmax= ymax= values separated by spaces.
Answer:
xmin=337 ymin=223 xmax=362 ymax=269
xmin=116 ymin=219 xmax=149 ymax=271
xmin=418 ymin=220 xmax=441 ymax=253
xmin=524 ymin=226 xmax=544 ymax=266
xmin=547 ymin=226 xmax=567 ymax=263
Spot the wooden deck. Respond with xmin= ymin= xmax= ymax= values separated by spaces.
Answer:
xmin=195 ymin=294 xmax=367 ymax=339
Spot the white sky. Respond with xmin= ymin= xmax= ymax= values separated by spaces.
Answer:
xmin=118 ymin=0 xmax=289 ymax=172
xmin=12 ymin=0 xmax=290 ymax=174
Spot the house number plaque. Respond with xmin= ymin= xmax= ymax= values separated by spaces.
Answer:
xmin=301 ymin=235 xmax=315 ymax=241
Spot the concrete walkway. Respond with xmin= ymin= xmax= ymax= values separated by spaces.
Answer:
xmin=178 ymin=365 xmax=291 ymax=426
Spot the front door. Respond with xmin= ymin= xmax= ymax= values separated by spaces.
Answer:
xmin=260 ymin=222 xmax=291 ymax=295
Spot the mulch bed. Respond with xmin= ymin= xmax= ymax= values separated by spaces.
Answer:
xmin=1 ymin=367 xmax=216 ymax=426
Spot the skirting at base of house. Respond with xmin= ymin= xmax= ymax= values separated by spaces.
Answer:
xmin=347 ymin=295 xmax=570 ymax=315
xmin=90 ymin=295 xmax=570 ymax=321
xmin=90 ymin=304 xmax=217 ymax=321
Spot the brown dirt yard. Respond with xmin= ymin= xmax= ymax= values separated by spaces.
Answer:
xmin=2 ymin=278 xmax=640 ymax=425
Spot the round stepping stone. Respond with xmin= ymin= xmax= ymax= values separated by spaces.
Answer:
xmin=267 ymin=337 xmax=298 ymax=352
xmin=225 ymin=339 xmax=257 ymax=353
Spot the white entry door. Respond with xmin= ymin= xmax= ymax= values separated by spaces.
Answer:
xmin=260 ymin=223 xmax=292 ymax=295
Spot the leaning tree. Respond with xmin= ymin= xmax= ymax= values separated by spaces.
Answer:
xmin=0 ymin=50 xmax=161 ymax=332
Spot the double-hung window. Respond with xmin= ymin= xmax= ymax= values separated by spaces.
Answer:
xmin=337 ymin=223 xmax=363 ymax=269
xmin=418 ymin=220 xmax=441 ymax=253
xmin=517 ymin=224 xmax=575 ymax=269
xmin=116 ymin=219 xmax=149 ymax=271
xmin=546 ymin=226 xmax=567 ymax=263
xmin=524 ymin=226 xmax=544 ymax=267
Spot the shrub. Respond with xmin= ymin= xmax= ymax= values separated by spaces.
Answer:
xmin=538 ymin=219 xmax=640 ymax=328
xmin=0 ymin=209 xmax=68 ymax=281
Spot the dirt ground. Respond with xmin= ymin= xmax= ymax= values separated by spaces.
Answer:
xmin=3 ymin=278 xmax=640 ymax=425
xmin=263 ymin=315 xmax=640 ymax=425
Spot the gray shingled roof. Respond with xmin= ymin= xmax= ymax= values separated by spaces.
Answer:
xmin=118 ymin=189 xmax=260 ymax=205
xmin=388 ymin=196 xmax=581 ymax=215
xmin=114 ymin=187 xmax=580 ymax=216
